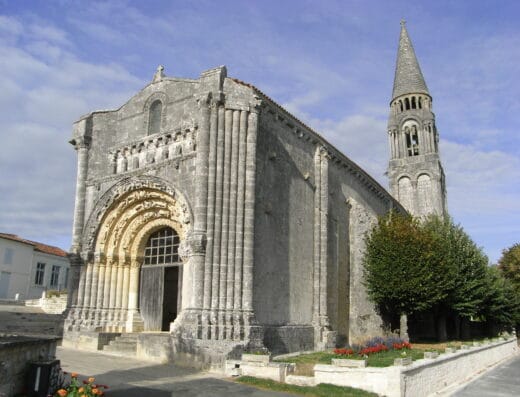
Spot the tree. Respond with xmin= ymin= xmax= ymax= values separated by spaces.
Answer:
xmin=422 ymin=216 xmax=489 ymax=340
xmin=497 ymin=243 xmax=520 ymax=333
xmin=481 ymin=266 xmax=518 ymax=333
xmin=363 ymin=212 xmax=453 ymax=323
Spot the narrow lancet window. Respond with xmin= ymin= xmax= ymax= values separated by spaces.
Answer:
xmin=148 ymin=100 xmax=162 ymax=135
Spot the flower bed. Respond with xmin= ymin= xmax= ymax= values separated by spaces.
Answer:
xmin=54 ymin=373 xmax=109 ymax=397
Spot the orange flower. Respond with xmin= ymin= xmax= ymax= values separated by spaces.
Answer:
xmin=92 ymin=388 xmax=100 ymax=395
xmin=71 ymin=372 xmax=78 ymax=378
xmin=88 ymin=377 xmax=95 ymax=383
xmin=78 ymin=387 xmax=84 ymax=393
xmin=57 ymin=389 xmax=67 ymax=397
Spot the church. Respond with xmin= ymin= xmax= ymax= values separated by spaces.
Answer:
xmin=63 ymin=22 xmax=446 ymax=367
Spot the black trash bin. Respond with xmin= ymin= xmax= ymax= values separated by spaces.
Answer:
xmin=25 ymin=359 xmax=61 ymax=397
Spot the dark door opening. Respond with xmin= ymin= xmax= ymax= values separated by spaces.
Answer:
xmin=162 ymin=266 xmax=179 ymax=331
xmin=139 ymin=227 xmax=182 ymax=332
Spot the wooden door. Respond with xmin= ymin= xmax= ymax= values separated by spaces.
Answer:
xmin=139 ymin=266 xmax=164 ymax=331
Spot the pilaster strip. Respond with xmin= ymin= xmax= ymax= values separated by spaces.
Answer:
xmin=234 ymin=110 xmax=248 ymax=312
xmin=242 ymin=107 xmax=259 ymax=312
xmin=227 ymin=110 xmax=240 ymax=312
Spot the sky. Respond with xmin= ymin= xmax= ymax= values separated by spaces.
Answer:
xmin=0 ymin=0 xmax=519 ymax=263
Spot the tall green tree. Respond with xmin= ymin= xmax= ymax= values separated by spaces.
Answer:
xmin=363 ymin=212 xmax=453 ymax=320
xmin=481 ymin=266 xmax=518 ymax=332
xmin=422 ymin=216 xmax=489 ymax=340
xmin=497 ymin=243 xmax=520 ymax=333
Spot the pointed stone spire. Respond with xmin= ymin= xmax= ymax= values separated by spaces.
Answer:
xmin=392 ymin=20 xmax=429 ymax=100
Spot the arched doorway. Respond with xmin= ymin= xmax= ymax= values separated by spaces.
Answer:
xmin=139 ymin=227 xmax=182 ymax=331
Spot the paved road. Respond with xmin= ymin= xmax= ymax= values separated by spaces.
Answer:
xmin=453 ymin=354 xmax=520 ymax=397
xmin=56 ymin=347 xmax=292 ymax=397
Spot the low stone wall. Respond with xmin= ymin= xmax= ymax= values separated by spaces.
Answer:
xmin=313 ymin=338 xmax=518 ymax=397
xmin=401 ymin=339 xmax=519 ymax=396
xmin=0 ymin=334 xmax=60 ymax=397
xmin=25 ymin=295 xmax=67 ymax=314
xmin=225 ymin=354 xmax=295 ymax=382
xmin=313 ymin=363 xmax=400 ymax=395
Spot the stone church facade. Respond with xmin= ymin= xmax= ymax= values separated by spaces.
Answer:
xmin=64 ymin=23 xmax=442 ymax=367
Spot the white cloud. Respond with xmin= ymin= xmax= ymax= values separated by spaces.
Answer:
xmin=0 ymin=15 xmax=141 ymax=249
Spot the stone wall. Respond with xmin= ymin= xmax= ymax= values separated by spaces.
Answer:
xmin=313 ymin=338 xmax=519 ymax=397
xmin=0 ymin=335 xmax=59 ymax=397
xmin=25 ymin=295 xmax=67 ymax=314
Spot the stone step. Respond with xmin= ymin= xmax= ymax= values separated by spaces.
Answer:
xmin=103 ymin=343 xmax=137 ymax=353
xmin=102 ymin=333 xmax=138 ymax=357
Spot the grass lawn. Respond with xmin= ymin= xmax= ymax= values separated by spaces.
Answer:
xmin=235 ymin=376 xmax=377 ymax=397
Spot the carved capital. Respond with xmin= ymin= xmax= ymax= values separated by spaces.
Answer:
xmin=249 ymin=96 xmax=263 ymax=113
xmin=196 ymin=92 xmax=212 ymax=108
xmin=70 ymin=136 xmax=92 ymax=150
xmin=67 ymin=252 xmax=83 ymax=266
xmin=179 ymin=230 xmax=207 ymax=260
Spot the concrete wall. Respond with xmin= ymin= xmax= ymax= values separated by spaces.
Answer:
xmin=0 ymin=238 xmax=33 ymax=300
xmin=0 ymin=238 xmax=69 ymax=300
xmin=0 ymin=335 xmax=59 ymax=397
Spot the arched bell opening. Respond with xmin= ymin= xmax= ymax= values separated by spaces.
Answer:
xmin=138 ymin=227 xmax=183 ymax=331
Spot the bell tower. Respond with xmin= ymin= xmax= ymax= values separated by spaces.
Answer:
xmin=387 ymin=21 xmax=447 ymax=217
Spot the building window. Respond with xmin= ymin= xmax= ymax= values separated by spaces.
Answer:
xmin=50 ymin=265 xmax=60 ymax=288
xmin=3 ymin=248 xmax=14 ymax=265
xmin=148 ymin=100 xmax=162 ymax=135
xmin=35 ymin=262 xmax=46 ymax=286
xmin=144 ymin=227 xmax=180 ymax=266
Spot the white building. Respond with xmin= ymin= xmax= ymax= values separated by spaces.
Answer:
xmin=0 ymin=233 xmax=69 ymax=300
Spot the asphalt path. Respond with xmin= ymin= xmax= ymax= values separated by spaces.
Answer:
xmin=452 ymin=354 xmax=520 ymax=397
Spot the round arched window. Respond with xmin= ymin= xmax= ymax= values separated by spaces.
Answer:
xmin=143 ymin=227 xmax=180 ymax=265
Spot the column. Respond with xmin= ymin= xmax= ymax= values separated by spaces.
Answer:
xmin=115 ymin=261 xmax=124 ymax=326
xmin=101 ymin=259 xmax=113 ymax=325
xmin=242 ymin=106 xmax=259 ymax=315
xmin=234 ymin=110 xmax=248 ymax=340
xmin=202 ymin=101 xmax=219 ymax=338
xmin=121 ymin=264 xmax=130 ymax=326
xmin=70 ymin=135 xmax=91 ymax=252
xmin=319 ymin=150 xmax=329 ymax=327
xmin=126 ymin=259 xmax=143 ymax=332
xmin=82 ymin=262 xmax=94 ymax=321
xmin=211 ymin=104 xmax=225 ymax=339
xmin=218 ymin=108 xmax=233 ymax=339
xmin=189 ymin=92 xmax=212 ymax=311
xmin=313 ymin=147 xmax=322 ymax=325
xmin=226 ymin=110 xmax=240 ymax=338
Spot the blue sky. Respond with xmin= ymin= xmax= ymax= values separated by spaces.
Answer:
xmin=0 ymin=0 xmax=519 ymax=263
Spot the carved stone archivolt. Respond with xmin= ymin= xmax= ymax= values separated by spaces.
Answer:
xmin=69 ymin=179 xmax=193 ymax=332
xmin=82 ymin=176 xmax=192 ymax=254
xmin=95 ymin=187 xmax=191 ymax=259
